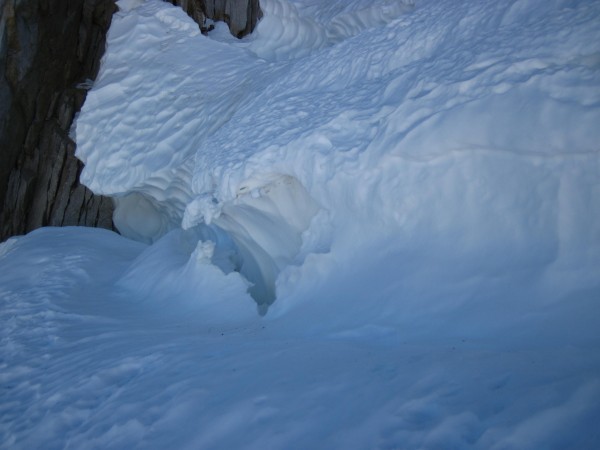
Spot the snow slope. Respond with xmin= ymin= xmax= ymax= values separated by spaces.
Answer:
xmin=2 ymin=0 xmax=600 ymax=448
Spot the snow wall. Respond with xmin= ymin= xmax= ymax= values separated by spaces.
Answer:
xmin=73 ymin=0 xmax=600 ymax=320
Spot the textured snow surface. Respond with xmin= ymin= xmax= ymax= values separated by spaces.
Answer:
xmin=3 ymin=0 xmax=600 ymax=447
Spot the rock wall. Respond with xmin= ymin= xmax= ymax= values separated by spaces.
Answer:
xmin=0 ymin=0 xmax=117 ymax=242
xmin=168 ymin=0 xmax=262 ymax=37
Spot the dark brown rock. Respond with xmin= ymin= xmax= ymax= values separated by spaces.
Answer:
xmin=0 ymin=0 xmax=118 ymax=242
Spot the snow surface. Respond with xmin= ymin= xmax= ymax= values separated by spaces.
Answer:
xmin=2 ymin=0 xmax=600 ymax=447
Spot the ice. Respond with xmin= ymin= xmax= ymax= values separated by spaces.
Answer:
xmin=2 ymin=0 xmax=600 ymax=447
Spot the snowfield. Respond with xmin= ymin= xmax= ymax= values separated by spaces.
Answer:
xmin=2 ymin=0 xmax=600 ymax=448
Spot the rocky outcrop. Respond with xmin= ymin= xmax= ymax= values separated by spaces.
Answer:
xmin=0 ymin=0 xmax=117 ymax=241
xmin=168 ymin=0 xmax=262 ymax=37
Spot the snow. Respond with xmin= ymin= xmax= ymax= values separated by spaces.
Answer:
xmin=2 ymin=0 xmax=600 ymax=447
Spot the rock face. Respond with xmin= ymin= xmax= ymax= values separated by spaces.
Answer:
xmin=0 ymin=0 xmax=117 ymax=242
xmin=168 ymin=0 xmax=262 ymax=37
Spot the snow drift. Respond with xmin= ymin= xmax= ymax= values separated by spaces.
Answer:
xmin=74 ymin=0 xmax=600 ymax=315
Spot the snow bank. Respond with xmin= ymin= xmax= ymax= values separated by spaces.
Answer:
xmin=74 ymin=0 xmax=600 ymax=317
xmin=75 ymin=0 xmax=270 ymax=243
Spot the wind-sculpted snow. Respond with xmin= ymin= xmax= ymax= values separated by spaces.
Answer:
xmin=326 ymin=0 xmax=414 ymax=42
xmin=73 ymin=0 xmax=600 ymax=324
xmin=3 ymin=0 xmax=600 ymax=447
xmin=246 ymin=0 xmax=329 ymax=60
xmin=75 ymin=1 xmax=271 ymax=242
xmin=73 ymin=0 xmax=600 ymax=342
xmin=246 ymin=0 xmax=415 ymax=60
